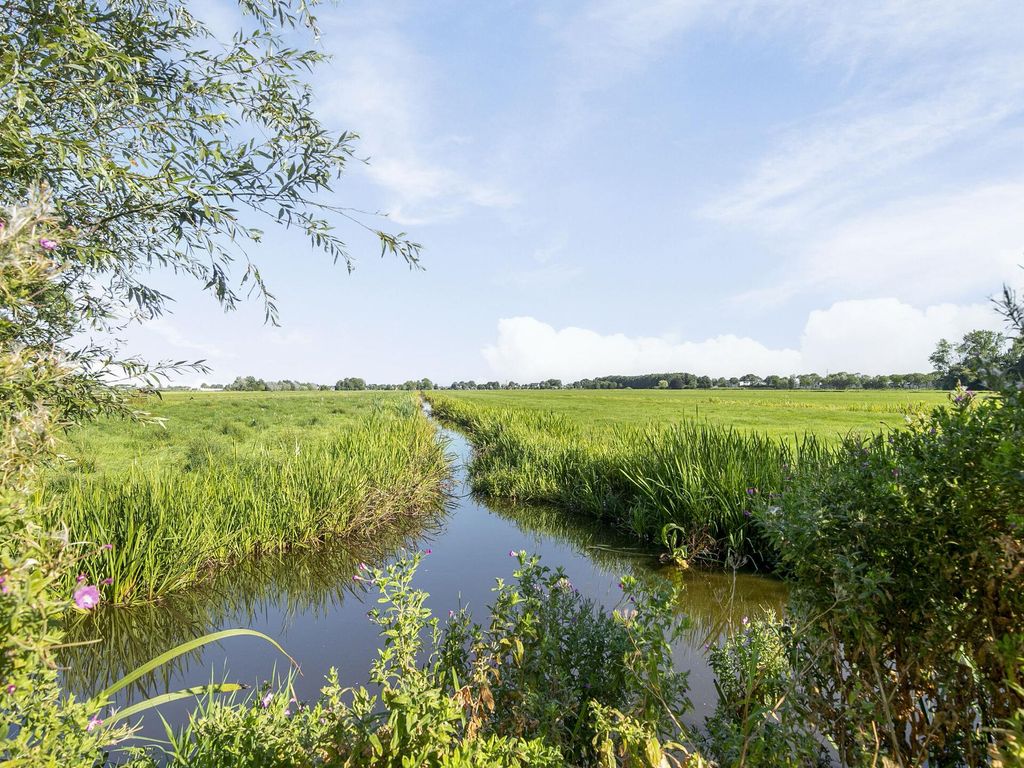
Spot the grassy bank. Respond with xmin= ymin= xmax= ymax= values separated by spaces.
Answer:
xmin=427 ymin=392 xmax=837 ymax=567
xmin=41 ymin=392 xmax=450 ymax=605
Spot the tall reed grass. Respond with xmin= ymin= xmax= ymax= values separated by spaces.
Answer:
xmin=41 ymin=394 xmax=450 ymax=605
xmin=428 ymin=394 xmax=833 ymax=568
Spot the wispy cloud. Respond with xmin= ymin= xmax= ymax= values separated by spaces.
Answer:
xmin=735 ymin=182 xmax=1024 ymax=307
xmin=546 ymin=0 xmax=711 ymax=92
xmin=146 ymin=318 xmax=229 ymax=360
xmin=316 ymin=11 xmax=515 ymax=225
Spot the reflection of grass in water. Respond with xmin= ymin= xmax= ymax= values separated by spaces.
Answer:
xmin=483 ymin=498 xmax=786 ymax=646
xmin=59 ymin=521 xmax=443 ymax=701
xmin=661 ymin=566 xmax=786 ymax=647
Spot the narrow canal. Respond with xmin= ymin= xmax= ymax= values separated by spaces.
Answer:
xmin=61 ymin=417 xmax=786 ymax=744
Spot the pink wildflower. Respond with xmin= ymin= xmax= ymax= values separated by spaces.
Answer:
xmin=74 ymin=585 xmax=101 ymax=610
xmin=39 ymin=238 xmax=58 ymax=251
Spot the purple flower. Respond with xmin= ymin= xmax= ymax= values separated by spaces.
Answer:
xmin=74 ymin=585 xmax=100 ymax=610
xmin=100 ymin=577 xmax=113 ymax=586
xmin=741 ymin=615 xmax=749 ymax=626
xmin=351 ymin=574 xmax=362 ymax=582
xmin=261 ymin=692 xmax=273 ymax=708
xmin=508 ymin=549 xmax=517 ymax=557
xmin=100 ymin=543 xmax=113 ymax=551
xmin=745 ymin=487 xmax=757 ymax=495
xmin=357 ymin=562 xmax=368 ymax=571
xmin=38 ymin=237 xmax=58 ymax=251
xmin=76 ymin=573 xmax=87 ymax=583
xmin=892 ymin=468 xmax=900 ymax=477
xmin=87 ymin=715 xmax=103 ymax=732
xmin=5 ymin=683 xmax=14 ymax=694
xmin=423 ymin=548 xmax=432 ymax=555
xmin=743 ymin=510 xmax=752 ymax=518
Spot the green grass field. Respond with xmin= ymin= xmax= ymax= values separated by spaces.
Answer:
xmin=426 ymin=389 xmax=953 ymax=568
xmin=43 ymin=391 xmax=450 ymax=605
xmin=434 ymin=388 xmax=950 ymax=440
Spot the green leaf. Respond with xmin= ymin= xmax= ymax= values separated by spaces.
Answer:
xmin=97 ymin=628 xmax=296 ymax=703
xmin=108 ymin=683 xmax=244 ymax=724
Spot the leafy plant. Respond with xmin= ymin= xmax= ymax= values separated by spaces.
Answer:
xmin=761 ymin=288 xmax=1024 ymax=766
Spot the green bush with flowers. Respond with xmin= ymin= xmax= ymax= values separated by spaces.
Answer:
xmin=761 ymin=291 xmax=1024 ymax=766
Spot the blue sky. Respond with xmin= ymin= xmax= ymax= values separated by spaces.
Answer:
xmin=127 ymin=0 xmax=1024 ymax=385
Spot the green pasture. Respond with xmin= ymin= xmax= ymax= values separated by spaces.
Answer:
xmin=435 ymin=388 xmax=950 ymax=440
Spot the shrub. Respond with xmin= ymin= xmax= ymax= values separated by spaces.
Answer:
xmin=702 ymin=614 xmax=825 ymax=767
xmin=762 ymin=295 xmax=1024 ymax=765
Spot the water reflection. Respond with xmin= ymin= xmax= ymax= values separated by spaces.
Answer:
xmin=485 ymin=497 xmax=786 ymax=646
xmin=61 ymin=545 xmax=366 ymax=698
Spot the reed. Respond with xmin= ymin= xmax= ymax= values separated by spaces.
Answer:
xmin=41 ymin=393 xmax=450 ymax=605
xmin=427 ymin=393 xmax=834 ymax=568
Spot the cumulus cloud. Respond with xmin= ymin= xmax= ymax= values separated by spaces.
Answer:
xmin=482 ymin=299 xmax=1002 ymax=381
xmin=482 ymin=317 xmax=801 ymax=381
xmin=799 ymin=299 xmax=999 ymax=373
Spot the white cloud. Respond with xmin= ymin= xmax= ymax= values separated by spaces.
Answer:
xmin=482 ymin=317 xmax=801 ymax=381
xmin=799 ymin=299 xmax=999 ymax=374
xmin=482 ymin=299 xmax=1003 ymax=381
xmin=145 ymin=318 xmax=229 ymax=360
xmin=550 ymin=0 xmax=710 ymax=91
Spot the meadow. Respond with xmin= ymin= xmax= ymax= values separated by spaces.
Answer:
xmin=40 ymin=391 xmax=450 ymax=605
xmin=437 ymin=388 xmax=950 ymax=439
xmin=426 ymin=388 xmax=950 ymax=567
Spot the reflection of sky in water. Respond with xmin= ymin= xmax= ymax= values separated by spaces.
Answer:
xmin=60 ymin=424 xmax=786 ymax=739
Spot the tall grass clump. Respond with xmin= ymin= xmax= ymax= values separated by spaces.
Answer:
xmin=42 ymin=396 xmax=450 ymax=605
xmin=428 ymin=394 xmax=833 ymax=568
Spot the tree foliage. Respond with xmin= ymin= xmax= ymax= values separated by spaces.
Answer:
xmin=2 ymin=0 xmax=420 ymax=356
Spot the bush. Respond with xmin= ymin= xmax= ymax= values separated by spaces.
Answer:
xmin=763 ymin=355 xmax=1024 ymax=764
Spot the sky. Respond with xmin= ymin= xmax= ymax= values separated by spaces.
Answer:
xmin=124 ymin=0 xmax=1024 ymax=386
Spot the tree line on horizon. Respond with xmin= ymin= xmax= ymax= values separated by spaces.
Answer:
xmin=193 ymin=327 xmax=1023 ymax=393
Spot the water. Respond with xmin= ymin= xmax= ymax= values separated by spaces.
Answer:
xmin=60 ymin=421 xmax=786 ymax=744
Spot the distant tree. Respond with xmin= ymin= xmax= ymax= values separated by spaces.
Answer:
xmin=667 ymin=377 xmax=684 ymax=390
xmin=930 ymin=329 xmax=1011 ymax=389
xmin=657 ymin=379 xmax=669 ymax=389
xmin=335 ymin=377 xmax=366 ymax=391
xmin=696 ymin=375 xmax=712 ymax=389
xmin=823 ymin=372 xmax=860 ymax=390
xmin=798 ymin=373 xmax=822 ymax=389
